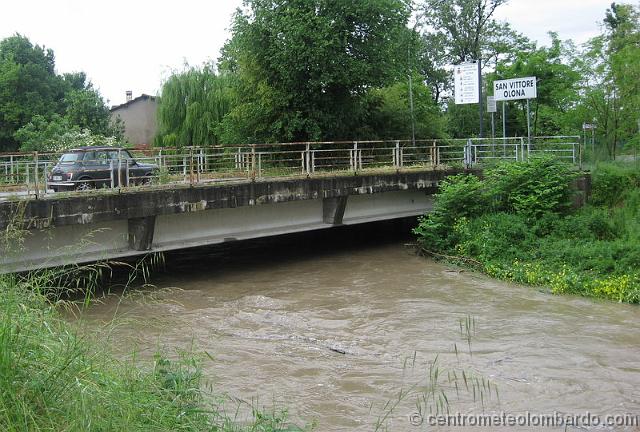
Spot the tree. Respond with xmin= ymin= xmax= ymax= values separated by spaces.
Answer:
xmin=421 ymin=0 xmax=508 ymax=64
xmin=0 ymin=34 xmax=117 ymax=152
xmin=156 ymin=63 xmax=236 ymax=147
xmin=0 ymin=34 xmax=65 ymax=151
xmin=14 ymin=114 xmax=78 ymax=151
xmin=64 ymin=88 xmax=112 ymax=136
xmin=219 ymin=0 xmax=413 ymax=143
xmin=367 ymin=78 xmax=445 ymax=140
xmin=580 ymin=3 xmax=640 ymax=159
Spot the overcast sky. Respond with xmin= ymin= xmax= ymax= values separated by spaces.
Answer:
xmin=0 ymin=0 xmax=616 ymax=107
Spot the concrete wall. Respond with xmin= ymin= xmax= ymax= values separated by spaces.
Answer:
xmin=110 ymin=96 xmax=157 ymax=145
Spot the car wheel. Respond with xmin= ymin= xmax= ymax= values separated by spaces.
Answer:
xmin=76 ymin=179 xmax=93 ymax=191
xmin=141 ymin=173 xmax=153 ymax=186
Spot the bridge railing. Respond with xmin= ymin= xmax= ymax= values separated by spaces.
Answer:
xmin=0 ymin=136 xmax=581 ymax=199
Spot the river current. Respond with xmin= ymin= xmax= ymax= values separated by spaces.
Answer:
xmin=77 ymin=223 xmax=640 ymax=431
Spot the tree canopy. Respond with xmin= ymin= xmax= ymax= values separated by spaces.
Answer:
xmin=221 ymin=0 xmax=414 ymax=143
xmin=157 ymin=0 xmax=427 ymax=145
xmin=0 ymin=34 xmax=117 ymax=152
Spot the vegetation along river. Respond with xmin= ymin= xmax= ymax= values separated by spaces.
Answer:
xmin=77 ymin=222 xmax=640 ymax=431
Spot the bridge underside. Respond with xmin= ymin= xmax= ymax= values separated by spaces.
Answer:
xmin=0 ymin=170 xmax=455 ymax=273
xmin=2 ymin=189 xmax=432 ymax=272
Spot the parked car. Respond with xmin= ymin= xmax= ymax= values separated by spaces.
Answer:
xmin=48 ymin=146 xmax=158 ymax=192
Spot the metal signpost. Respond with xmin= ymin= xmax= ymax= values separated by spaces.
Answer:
xmin=487 ymin=96 xmax=497 ymax=141
xmin=583 ymin=122 xmax=596 ymax=156
xmin=493 ymin=77 xmax=537 ymax=146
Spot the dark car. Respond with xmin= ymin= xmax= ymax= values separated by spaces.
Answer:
xmin=47 ymin=146 xmax=158 ymax=192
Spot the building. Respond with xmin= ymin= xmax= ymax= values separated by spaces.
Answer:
xmin=110 ymin=93 xmax=157 ymax=146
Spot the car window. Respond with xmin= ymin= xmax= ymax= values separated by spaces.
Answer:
xmin=94 ymin=151 xmax=110 ymax=165
xmin=107 ymin=150 xmax=134 ymax=163
xmin=59 ymin=153 xmax=83 ymax=163
xmin=82 ymin=151 xmax=96 ymax=164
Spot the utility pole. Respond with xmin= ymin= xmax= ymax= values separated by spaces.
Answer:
xmin=478 ymin=59 xmax=484 ymax=138
xmin=407 ymin=40 xmax=416 ymax=147
xmin=477 ymin=0 xmax=484 ymax=138
xmin=408 ymin=74 xmax=416 ymax=147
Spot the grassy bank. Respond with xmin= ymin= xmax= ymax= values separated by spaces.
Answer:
xmin=414 ymin=158 xmax=640 ymax=303
xmin=0 ymin=270 xmax=301 ymax=431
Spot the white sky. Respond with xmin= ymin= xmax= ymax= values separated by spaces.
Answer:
xmin=0 ymin=0 xmax=616 ymax=107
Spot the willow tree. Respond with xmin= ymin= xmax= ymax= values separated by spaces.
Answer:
xmin=156 ymin=64 xmax=236 ymax=147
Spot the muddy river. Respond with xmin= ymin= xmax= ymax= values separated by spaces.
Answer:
xmin=77 ymin=224 xmax=640 ymax=431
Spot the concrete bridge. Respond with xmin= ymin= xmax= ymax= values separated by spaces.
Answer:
xmin=0 ymin=169 xmax=466 ymax=273
xmin=0 ymin=136 xmax=584 ymax=273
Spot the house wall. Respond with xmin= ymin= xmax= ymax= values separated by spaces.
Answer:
xmin=110 ymin=97 xmax=157 ymax=146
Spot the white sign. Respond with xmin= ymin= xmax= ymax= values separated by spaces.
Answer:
xmin=487 ymin=96 xmax=497 ymax=113
xmin=454 ymin=62 xmax=479 ymax=105
xmin=493 ymin=77 xmax=537 ymax=101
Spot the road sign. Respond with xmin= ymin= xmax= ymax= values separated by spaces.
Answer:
xmin=487 ymin=96 xmax=497 ymax=113
xmin=454 ymin=62 xmax=479 ymax=105
xmin=493 ymin=77 xmax=537 ymax=101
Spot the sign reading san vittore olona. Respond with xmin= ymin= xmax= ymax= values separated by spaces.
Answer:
xmin=493 ymin=77 xmax=537 ymax=101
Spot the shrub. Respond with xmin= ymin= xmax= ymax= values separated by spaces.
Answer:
xmin=591 ymin=162 xmax=640 ymax=207
xmin=414 ymin=174 xmax=489 ymax=251
xmin=485 ymin=156 xmax=577 ymax=218
xmin=414 ymin=159 xmax=640 ymax=303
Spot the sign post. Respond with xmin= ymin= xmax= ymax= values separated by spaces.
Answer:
xmin=478 ymin=60 xmax=484 ymax=138
xmin=493 ymin=76 xmax=537 ymax=149
xmin=502 ymin=102 xmax=507 ymax=141
xmin=487 ymin=96 xmax=496 ymax=153
xmin=526 ymin=99 xmax=531 ymax=149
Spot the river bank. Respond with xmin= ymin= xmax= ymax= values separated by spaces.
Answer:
xmin=414 ymin=158 xmax=640 ymax=303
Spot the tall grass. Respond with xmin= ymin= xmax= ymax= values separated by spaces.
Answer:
xmin=0 ymin=209 xmax=303 ymax=432
xmin=0 ymin=268 xmax=307 ymax=431
xmin=373 ymin=316 xmax=498 ymax=431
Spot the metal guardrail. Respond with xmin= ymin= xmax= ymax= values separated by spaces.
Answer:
xmin=0 ymin=136 xmax=581 ymax=199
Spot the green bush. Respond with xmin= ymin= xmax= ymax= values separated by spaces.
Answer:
xmin=485 ymin=157 xmax=578 ymax=218
xmin=413 ymin=173 xmax=489 ymax=251
xmin=414 ymin=159 xmax=640 ymax=303
xmin=591 ymin=162 xmax=640 ymax=207
xmin=414 ymin=157 xmax=576 ymax=252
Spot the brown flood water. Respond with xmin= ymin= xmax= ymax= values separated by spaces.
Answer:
xmin=77 ymin=224 xmax=640 ymax=431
